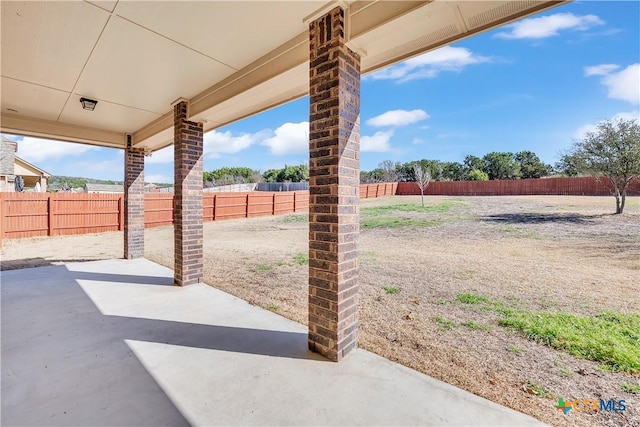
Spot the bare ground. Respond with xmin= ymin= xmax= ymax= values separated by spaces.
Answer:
xmin=2 ymin=195 xmax=639 ymax=427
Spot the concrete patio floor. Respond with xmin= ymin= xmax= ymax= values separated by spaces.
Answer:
xmin=1 ymin=259 xmax=545 ymax=426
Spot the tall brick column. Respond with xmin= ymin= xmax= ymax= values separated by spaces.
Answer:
xmin=173 ymin=100 xmax=204 ymax=286
xmin=308 ymin=7 xmax=361 ymax=362
xmin=124 ymin=135 xmax=144 ymax=259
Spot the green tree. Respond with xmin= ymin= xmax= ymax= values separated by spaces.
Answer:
xmin=262 ymin=164 xmax=309 ymax=183
xmin=568 ymin=118 xmax=640 ymax=214
xmin=203 ymin=167 xmax=260 ymax=185
xmin=440 ymin=161 xmax=465 ymax=181
xmin=482 ymin=152 xmax=520 ymax=180
xmin=463 ymin=155 xmax=484 ymax=172
xmin=515 ymin=151 xmax=551 ymax=179
xmin=467 ymin=169 xmax=489 ymax=181
xmin=262 ymin=169 xmax=280 ymax=183
xmin=554 ymin=153 xmax=582 ymax=177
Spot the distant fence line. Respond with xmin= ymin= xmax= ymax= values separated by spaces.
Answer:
xmin=2 ymin=178 xmax=633 ymax=244
xmin=256 ymin=182 xmax=309 ymax=192
xmin=396 ymin=177 xmax=640 ymax=196
xmin=0 ymin=183 xmax=396 ymax=242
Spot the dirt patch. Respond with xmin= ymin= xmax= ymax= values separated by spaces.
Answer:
xmin=2 ymin=195 xmax=639 ymax=426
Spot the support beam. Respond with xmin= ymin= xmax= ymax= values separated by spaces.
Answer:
xmin=124 ymin=135 xmax=145 ymax=259
xmin=173 ymin=101 xmax=204 ymax=286
xmin=308 ymin=6 xmax=361 ymax=362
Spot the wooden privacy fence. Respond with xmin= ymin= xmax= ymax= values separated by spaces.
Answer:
xmin=396 ymin=177 xmax=640 ymax=196
xmin=0 ymin=183 xmax=396 ymax=242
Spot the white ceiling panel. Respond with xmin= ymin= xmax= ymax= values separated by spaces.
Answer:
xmin=0 ymin=77 xmax=69 ymax=121
xmin=59 ymin=94 xmax=162 ymax=134
xmin=73 ymin=16 xmax=236 ymax=114
xmin=0 ymin=1 xmax=110 ymax=91
xmin=114 ymin=1 xmax=323 ymax=70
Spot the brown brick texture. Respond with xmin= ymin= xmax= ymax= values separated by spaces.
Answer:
xmin=173 ymin=101 xmax=204 ymax=286
xmin=308 ymin=6 xmax=361 ymax=362
xmin=124 ymin=137 xmax=144 ymax=259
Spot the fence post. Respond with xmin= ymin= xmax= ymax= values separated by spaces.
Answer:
xmin=118 ymin=196 xmax=123 ymax=230
xmin=212 ymin=194 xmax=216 ymax=220
xmin=293 ymin=192 xmax=297 ymax=212
xmin=246 ymin=193 xmax=250 ymax=218
xmin=272 ymin=193 xmax=276 ymax=215
xmin=47 ymin=194 xmax=54 ymax=236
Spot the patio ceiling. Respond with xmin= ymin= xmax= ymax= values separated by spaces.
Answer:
xmin=0 ymin=0 xmax=566 ymax=152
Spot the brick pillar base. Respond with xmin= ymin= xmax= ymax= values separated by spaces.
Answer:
xmin=173 ymin=101 xmax=203 ymax=286
xmin=308 ymin=6 xmax=361 ymax=362
xmin=124 ymin=136 xmax=144 ymax=259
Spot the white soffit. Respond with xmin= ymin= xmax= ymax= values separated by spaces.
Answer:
xmin=193 ymin=63 xmax=308 ymax=133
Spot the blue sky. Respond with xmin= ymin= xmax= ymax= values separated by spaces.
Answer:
xmin=5 ymin=1 xmax=639 ymax=184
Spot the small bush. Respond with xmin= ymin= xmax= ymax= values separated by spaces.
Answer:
xmin=383 ymin=286 xmax=400 ymax=295
xmin=292 ymin=253 xmax=309 ymax=265
xmin=456 ymin=293 xmax=491 ymax=304
xmin=434 ymin=316 xmax=457 ymax=329
xmin=462 ymin=321 xmax=491 ymax=331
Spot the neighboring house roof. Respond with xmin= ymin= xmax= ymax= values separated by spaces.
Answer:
xmin=14 ymin=156 xmax=51 ymax=178
xmin=85 ymin=183 xmax=124 ymax=193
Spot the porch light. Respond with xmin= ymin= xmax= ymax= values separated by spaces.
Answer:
xmin=80 ymin=97 xmax=98 ymax=111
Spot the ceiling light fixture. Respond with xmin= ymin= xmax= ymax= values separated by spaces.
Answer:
xmin=80 ymin=97 xmax=98 ymax=111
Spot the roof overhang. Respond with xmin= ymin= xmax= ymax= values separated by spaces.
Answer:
xmin=1 ymin=0 xmax=568 ymax=153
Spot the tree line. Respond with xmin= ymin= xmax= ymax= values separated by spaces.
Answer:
xmin=203 ymin=164 xmax=308 ymax=187
xmin=361 ymin=150 xmax=555 ymax=183
xmin=367 ymin=118 xmax=638 ymax=214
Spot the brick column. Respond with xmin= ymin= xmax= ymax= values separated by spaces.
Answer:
xmin=308 ymin=7 xmax=361 ymax=362
xmin=173 ymin=100 xmax=204 ymax=286
xmin=124 ymin=135 xmax=144 ymax=259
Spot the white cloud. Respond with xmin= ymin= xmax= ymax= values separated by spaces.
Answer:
xmin=16 ymin=136 xmax=98 ymax=162
xmin=366 ymin=46 xmax=491 ymax=83
xmin=361 ymin=130 xmax=393 ymax=152
xmin=495 ymin=13 xmax=604 ymax=40
xmin=584 ymin=64 xmax=619 ymax=77
xmin=143 ymin=123 xmax=308 ymax=163
xmin=205 ymin=129 xmax=269 ymax=158
xmin=585 ymin=63 xmax=640 ymax=105
xmin=601 ymin=64 xmax=640 ymax=105
xmin=366 ymin=109 xmax=429 ymax=127
xmin=412 ymin=137 xmax=424 ymax=145
xmin=261 ymin=121 xmax=309 ymax=156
